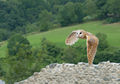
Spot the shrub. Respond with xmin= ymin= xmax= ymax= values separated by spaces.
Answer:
xmin=96 ymin=33 xmax=109 ymax=51
xmin=7 ymin=34 xmax=31 ymax=56
xmin=5 ymin=34 xmax=33 ymax=84
xmin=0 ymin=29 xmax=10 ymax=42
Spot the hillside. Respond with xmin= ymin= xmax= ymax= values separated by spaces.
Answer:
xmin=0 ymin=21 xmax=120 ymax=58
xmin=15 ymin=61 xmax=120 ymax=84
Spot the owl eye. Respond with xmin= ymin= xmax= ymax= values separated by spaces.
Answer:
xmin=79 ymin=32 xmax=82 ymax=34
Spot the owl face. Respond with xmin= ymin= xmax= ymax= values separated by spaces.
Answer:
xmin=73 ymin=30 xmax=86 ymax=39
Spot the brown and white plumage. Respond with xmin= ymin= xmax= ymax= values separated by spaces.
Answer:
xmin=65 ymin=31 xmax=79 ymax=45
xmin=65 ymin=30 xmax=99 ymax=65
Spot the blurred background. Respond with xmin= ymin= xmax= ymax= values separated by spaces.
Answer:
xmin=0 ymin=0 xmax=120 ymax=83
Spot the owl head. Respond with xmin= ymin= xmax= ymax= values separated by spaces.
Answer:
xmin=65 ymin=29 xmax=87 ymax=45
xmin=73 ymin=30 xmax=87 ymax=39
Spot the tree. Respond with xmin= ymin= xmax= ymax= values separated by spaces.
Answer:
xmin=5 ymin=34 xmax=33 ymax=84
xmin=58 ymin=2 xmax=78 ymax=26
xmin=96 ymin=33 xmax=109 ymax=51
xmin=83 ymin=0 xmax=97 ymax=16
xmin=74 ymin=3 xmax=84 ymax=23
xmin=105 ymin=0 xmax=120 ymax=23
xmin=58 ymin=2 xmax=84 ymax=26
xmin=31 ymin=38 xmax=63 ymax=72
xmin=94 ymin=33 xmax=120 ymax=64
xmin=95 ymin=0 xmax=107 ymax=20
xmin=7 ymin=34 xmax=31 ymax=56
xmin=0 ymin=29 xmax=10 ymax=42
xmin=38 ymin=10 xmax=53 ymax=31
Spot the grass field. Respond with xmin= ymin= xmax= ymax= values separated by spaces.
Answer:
xmin=0 ymin=21 xmax=120 ymax=58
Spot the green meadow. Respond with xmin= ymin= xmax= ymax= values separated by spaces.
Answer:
xmin=0 ymin=21 xmax=120 ymax=58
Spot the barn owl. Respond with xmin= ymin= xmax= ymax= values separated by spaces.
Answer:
xmin=65 ymin=30 xmax=99 ymax=65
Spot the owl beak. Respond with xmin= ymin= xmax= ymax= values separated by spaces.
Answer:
xmin=78 ymin=36 xmax=82 ymax=39
xmin=76 ymin=33 xmax=79 ymax=38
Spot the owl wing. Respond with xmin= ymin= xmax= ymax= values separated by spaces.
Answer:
xmin=65 ymin=32 xmax=79 ymax=46
xmin=87 ymin=37 xmax=98 ymax=65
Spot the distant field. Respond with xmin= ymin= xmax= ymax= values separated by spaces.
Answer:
xmin=0 ymin=21 xmax=120 ymax=58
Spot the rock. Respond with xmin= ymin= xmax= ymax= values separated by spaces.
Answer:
xmin=15 ymin=62 xmax=120 ymax=84
xmin=49 ymin=63 xmax=57 ymax=68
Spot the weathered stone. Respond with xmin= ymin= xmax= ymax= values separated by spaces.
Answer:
xmin=15 ymin=62 xmax=120 ymax=84
xmin=49 ymin=63 xmax=57 ymax=68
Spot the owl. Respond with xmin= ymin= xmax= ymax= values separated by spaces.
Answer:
xmin=65 ymin=30 xmax=99 ymax=65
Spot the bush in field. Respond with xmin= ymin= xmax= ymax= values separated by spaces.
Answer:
xmin=96 ymin=33 xmax=109 ymax=51
xmin=94 ymin=48 xmax=120 ymax=64
xmin=110 ymin=49 xmax=120 ymax=63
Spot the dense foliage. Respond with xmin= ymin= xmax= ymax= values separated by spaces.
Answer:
xmin=0 ymin=0 xmax=120 ymax=41
xmin=5 ymin=34 xmax=33 ymax=84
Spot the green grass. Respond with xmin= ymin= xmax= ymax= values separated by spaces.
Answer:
xmin=0 ymin=21 xmax=120 ymax=58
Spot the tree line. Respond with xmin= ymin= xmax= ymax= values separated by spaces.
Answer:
xmin=0 ymin=0 xmax=120 ymax=41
